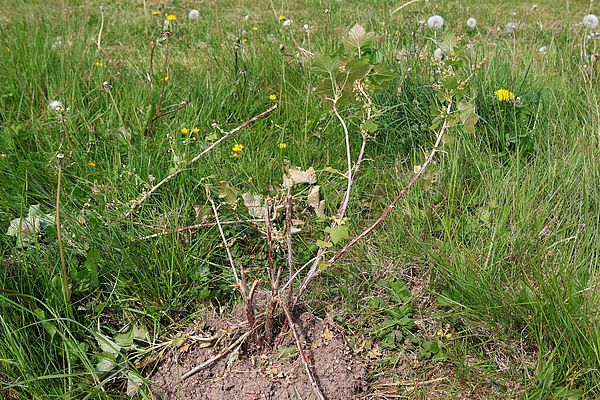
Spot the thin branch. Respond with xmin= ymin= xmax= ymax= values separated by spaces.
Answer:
xmin=55 ymin=157 xmax=70 ymax=311
xmin=333 ymin=101 xmax=353 ymax=220
xmin=139 ymin=219 xmax=264 ymax=240
xmin=294 ymin=99 xmax=453 ymax=304
xmin=284 ymin=193 xmax=294 ymax=302
xmin=278 ymin=297 xmax=326 ymax=400
xmin=151 ymin=100 xmax=188 ymax=123
xmin=148 ymin=31 xmax=170 ymax=136
xmin=181 ymin=330 xmax=251 ymax=380
xmin=207 ymin=192 xmax=247 ymax=298
xmin=331 ymin=99 xmax=453 ymax=263
xmin=126 ymin=104 xmax=278 ymax=215
xmin=263 ymin=202 xmax=277 ymax=348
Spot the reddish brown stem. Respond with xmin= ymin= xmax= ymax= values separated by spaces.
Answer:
xmin=278 ymin=297 xmax=325 ymax=400
xmin=148 ymin=32 xmax=169 ymax=136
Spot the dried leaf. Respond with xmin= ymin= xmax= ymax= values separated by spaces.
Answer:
xmin=322 ymin=324 xmax=334 ymax=341
xmin=284 ymin=167 xmax=317 ymax=188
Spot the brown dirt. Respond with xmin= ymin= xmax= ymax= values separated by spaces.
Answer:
xmin=151 ymin=310 xmax=366 ymax=400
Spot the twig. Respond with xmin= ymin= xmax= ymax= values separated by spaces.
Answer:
xmin=96 ymin=7 xmax=104 ymax=52
xmin=55 ymin=156 xmax=70 ymax=311
xmin=333 ymin=101 xmax=353 ymax=221
xmin=246 ymin=279 xmax=259 ymax=347
xmin=330 ymin=99 xmax=453 ymax=263
xmin=207 ymin=192 xmax=247 ymax=298
xmin=294 ymin=99 xmax=453 ymax=304
xmin=148 ymin=31 xmax=170 ymax=136
xmin=391 ymin=0 xmax=423 ymax=14
xmin=126 ymin=104 xmax=278 ymax=215
xmin=151 ymin=100 xmax=188 ymax=122
xmin=139 ymin=219 xmax=263 ymax=240
xmin=263 ymin=202 xmax=277 ymax=348
xmin=278 ymin=297 xmax=326 ymax=400
xmin=181 ymin=330 xmax=251 ymax=380
xmin=284 ymin=193 xmax=294 ymax=303
xmin=147 ymin=37 xmax=157 ymax=83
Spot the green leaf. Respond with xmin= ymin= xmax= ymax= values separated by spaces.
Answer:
xmin=83 ymin=249 xmax=100 ymax=288
xmin=95 ymin=352 xmax=117 ymax=373
xmin=33 ymin=309 xmax=57 ymax=339
xmin=318 ymin=261 xmax=332 ymax=271
xmin=312 ymin=54 xmax=340 ymax=76
xmin=362 ymin=119 xmax=379 ymax=133
xmin=344 ymin=58 xmax=372 ymax=83
xmin=126 ymin=370 xmax=144 ymax=397
xmin=316 ymin=240 xmax=333 ymax=248
xmin=324 ymin=225 xmax=349 ymax=244
xmin=369 ymin=49 xmax=384 ymax=65
xmin=114 ymin=329 xmax=134 ymax=349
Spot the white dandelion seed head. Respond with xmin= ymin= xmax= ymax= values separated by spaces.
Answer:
xmin=433 ymin=48 xmax=443 ymax=60
xmin=188 ymin=9 xmax=200 ymax=20
xmin=427 ymin=15 xmax=444 ymax=30
xmin=467 ymin=17 xmax=477 ymax=28
xmin=48 ymin=100 xmax=63 ymax=111
xmin=583 ymin=14 xmax=599 ymax=29
xmin=282 ymin=19 xmax=292 ymax=27
xmin=303 ymin=24 xmax=309 ymax=31
xmin=538 ymin=46 xmax=547 ymax=55
xmin=505 ymin=22 xmax=518 ymax=33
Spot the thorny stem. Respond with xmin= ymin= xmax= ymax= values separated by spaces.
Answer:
xmin=126 ymin=104 xmax=278 ymax=215
xmin=330 ymin=99 xmax=453 ymax=263
xmin=294 ymin=99 xmax=453 ymax=305
xmin=278 ymin=297 xmax=326 ymax=400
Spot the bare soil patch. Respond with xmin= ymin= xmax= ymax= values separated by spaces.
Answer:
xmin=151 ymin=309 xmax=366 ymax=400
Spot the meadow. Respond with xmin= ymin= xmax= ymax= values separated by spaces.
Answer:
xmin=0 ymin=0 xmax=599 ymax=398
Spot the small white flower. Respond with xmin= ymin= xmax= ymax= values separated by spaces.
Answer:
xmin=427 ymin=15 xmax=444 ymax=30
xmin=303 ymin=24 xmax=309 ymax=31
xmin=188 ymin=9 xmax=200 ymax=20
xmin=433 ymin=48 xmax=443 ymax=60
xmin=583 ymin=14 xmax=599 ymax=29
xmin=48 ymin=100 xmax=63 ymax=111
xmin=282 ymin=19 xmax=292 ymax=27
xmin=538 ymin=46 xmax=547 ymax=55
xmin=467 ymin=17 xmax=477 ymax=28
xmin=505 ymin=22 xmax=518 ymax=33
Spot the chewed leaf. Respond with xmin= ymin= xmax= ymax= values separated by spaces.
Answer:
xmin=325 ymin=225 xmax=349 ymax=244
xmin=345 ymin=24 xmax=375 ymax=50
xmin=242 ymin=192 xmax=265 ymax=218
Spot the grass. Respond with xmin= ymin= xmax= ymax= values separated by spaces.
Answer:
xmin=1 ymin=0 xmax=599 ymax=398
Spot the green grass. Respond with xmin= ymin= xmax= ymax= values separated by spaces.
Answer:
xmin=1 ymin=0 xmax=599 ymax=398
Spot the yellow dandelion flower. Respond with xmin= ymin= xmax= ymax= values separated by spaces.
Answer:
xmin=269 ymin=94 xmax=277 ymax=101
xmin=95 ymin=60 xmax=103 ymax=68
xmin=231 ymin=152 xmax=241 ymax=158
xmin=191 ymin=127 xmax=200 ymax=134
xmin=163 ymin=76 xmax=169 ymax=81
xmin=166 ymin=15 xmax=177 ymax=21
xmin=87 ymin=161 xmax=97 ymax=167
xmin=151 ymin=11 xmax=161 ymax=16
xmin=278 ymin=15 xmax=287 ymax=21
xmin=495 ymin=89 xmax=515 ymax=102
xmin=232 ymin=144 xmax=244 ymax=152
xmin=252 ymin=26 xmax=258 ymax=32
xmin=181 ymin=127 xmax=189 ymax=135
xmin=278 ymin=143 xmax=287 ymax=150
